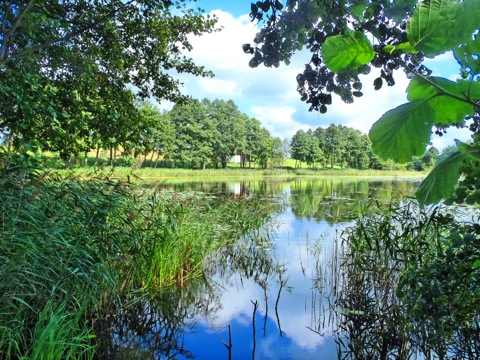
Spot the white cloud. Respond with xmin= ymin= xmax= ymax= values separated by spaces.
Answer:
xmin=183 ymin=10 xmax=311 ymax=124
xmin=251 ymin=106 xmax=309 ymax=139
xmin=196 ymin=77 xmax=241 ymax=97
xmin=327 ymin=70 xmax=410 ymax=134
xmin=178 ymin=9 xmax=466 ymax=148
xmin=430 ymin=126 xmax=472 ymax=150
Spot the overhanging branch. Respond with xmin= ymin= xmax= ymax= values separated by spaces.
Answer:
xmin=0 ymin=0 xmax=136 ymax=66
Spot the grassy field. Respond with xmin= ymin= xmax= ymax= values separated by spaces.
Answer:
xmin=43 ymin=152 xmax=427 ymax=180
xmin=54 ymin=165 xmax=427 ymax=182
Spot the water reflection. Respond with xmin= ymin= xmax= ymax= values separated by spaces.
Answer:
xmin=289 ymin=178 xmax=417 ymax=223
xmin=99 ymin=178 xmax=421 ymax=359
xmin=95 ymin=278 xmax=224 ymax=359
xmin=155 ymin=177 xmax=418 ymax=224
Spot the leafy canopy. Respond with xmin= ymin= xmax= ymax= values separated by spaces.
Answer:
xmin=0 ymin=0 xmax=218 ymax=157
xmin=246 ymin=0 xmax=480 ymax=206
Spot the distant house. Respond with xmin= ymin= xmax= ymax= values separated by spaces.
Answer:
xmin=230 ymin=155 xmax=241 ymax=164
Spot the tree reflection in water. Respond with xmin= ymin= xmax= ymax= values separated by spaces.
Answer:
xmin=94 ymin=277 xmax=223 ymax=359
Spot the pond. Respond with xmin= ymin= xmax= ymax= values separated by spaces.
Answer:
xmin=102 ymin=177 xmax=423 ymax=359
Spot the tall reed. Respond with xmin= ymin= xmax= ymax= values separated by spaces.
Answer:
xmin=334 ymin=200 xmax=480 ymax=359
xmin=0 ymin=166 xmax=277 ymax=358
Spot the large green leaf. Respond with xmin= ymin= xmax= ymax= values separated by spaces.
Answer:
xmin=407 ymin=0 xmax=476 ymax=57
xmin=458 ymin=0 xmax=480 ymax=39
xmin=369 ymin=100 xmax=435 ymax=163
xmin=458 ymin=140 xmax=480 ymax=161
xmin=408 ymin=76 xmax=476 ymax=102
xmin=322 ymin=30 xmax=376 ymax=73
xmin=415 ymin=150 xmax=465 ymax=206
xmin=457 ymin=79 xmax=480 ymax=101
xmin=407 ymin=76 xmax=476 ymax=125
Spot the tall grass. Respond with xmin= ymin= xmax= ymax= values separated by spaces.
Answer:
xmin=333 ymin=200 xmax=480 ymax=359
xmin=0 ymin=164 xmax=277 ymax=358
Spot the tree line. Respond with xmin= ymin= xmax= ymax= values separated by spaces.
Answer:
xmin=290 ymin=124 xmax=443 ymax=171
xmin=127 ymin=101 xmax=443 ymax=171
xmin=3 ymin=90 xmax=443 ymax=171
xmin=40 ymin=97 xmax=291 ymax=170
xmin=290 ymin=125 xmax=372 ymax=169
xmin=131 ymin=99 xmax=287 ymax=170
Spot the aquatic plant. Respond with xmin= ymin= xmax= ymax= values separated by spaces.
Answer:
xmin=334 ymin=200 xmax=480 ymax=359
xmin=0 ymin=164 xmax=277 ymax=358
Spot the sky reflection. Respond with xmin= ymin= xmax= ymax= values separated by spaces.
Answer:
xmin=180 ymin=205 xmax=344 ymax=359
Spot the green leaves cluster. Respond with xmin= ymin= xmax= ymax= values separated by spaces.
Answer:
xmin=248 ymin=0 xmax=480 ymax=206
xmin=370 ymin=76 xmax=480 ymax=205
xmin=0 ymin=0 xmax=218 ymax=162
xmin=151 ymin=99 xmax=276 ymax=170
xmin=290 ymin=124 xmax=373 ymax=170
xmin=408 ymin=0 xmax=480 ymax=57
xmin=370 ymin=77 xmax=479 ymax=162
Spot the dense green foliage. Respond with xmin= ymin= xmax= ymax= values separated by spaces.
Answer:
xmin=139 ymin=99 xmax=276 ymax=169
xmin=0 ymin=0 xmax=217 ymax=163
xmin=291 ymin=124 xmax=372 ymax=169
xmin=37 ymin=98 xmax=289 ymax=170
xmin=246 ymin=0 xmax=480 ymax=206
xmin=0 ymin=166 xmax=276 ymax=358
xmin=290 ymin=123 xmax=443 ymax=170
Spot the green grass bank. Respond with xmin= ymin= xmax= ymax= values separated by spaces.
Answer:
xmin=0 ymin=169 xmax=276 ymax=359
xmin=56 ymin=166 xmax=427 ymax=181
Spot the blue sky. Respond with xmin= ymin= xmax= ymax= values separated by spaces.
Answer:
xmin=167 ymin=0 xmax=472 ymax=150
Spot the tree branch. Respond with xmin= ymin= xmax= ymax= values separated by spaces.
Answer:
xmin=0 ymin=0 xmax=36 ymax=62
xmin=400 ymin=58 xmax=480 ymax=112
xmin=0 ymin=0 xmax=136 ymax=66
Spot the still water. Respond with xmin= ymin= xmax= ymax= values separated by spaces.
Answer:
xmin=107 ymin=177 xmax=420 ymax=359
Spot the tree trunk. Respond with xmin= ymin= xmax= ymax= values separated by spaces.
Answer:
xmin=95 ymin=146 xmax=100 ymax=170
xmin=109 ymin=144 xmax=113 ymax=167
xmin=112 ymin=145 xmax=117 ymax=168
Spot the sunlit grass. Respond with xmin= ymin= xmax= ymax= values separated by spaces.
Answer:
xmin=292 ymin=168 xmax=426 ymax=177
xmin=54 ymin=166 xmax=426 ymax=181
xmin=0 ymin=170 xmax=277 ymax=358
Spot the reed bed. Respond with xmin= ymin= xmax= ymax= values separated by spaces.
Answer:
xmin=0 ymin=168 xmax=277 ymax=359
xmin=332 ymin=200 xmax=480 ymax=359
xmin=55 ymin=166 xmax=289 ymax=179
